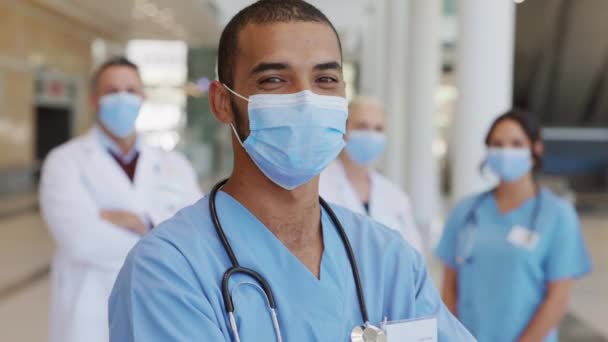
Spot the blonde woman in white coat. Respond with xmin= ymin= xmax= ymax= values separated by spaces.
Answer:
xmin=320 ymin=96 xmax=423 ymax=253
xmin=39 ymin=57 xmax=201 ymax=342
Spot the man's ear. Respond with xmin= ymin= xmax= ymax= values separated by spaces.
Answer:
xmin=209 ymin=81 xmax=235 ymax=124
xmin=533 ymin=141 xmax=544 ymax=158
xmin=90 ymin=93 xmax=100 ymax=117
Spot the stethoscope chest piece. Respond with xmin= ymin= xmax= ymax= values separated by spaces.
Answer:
xmin=351 ymin=324 xmax=386 ymax=342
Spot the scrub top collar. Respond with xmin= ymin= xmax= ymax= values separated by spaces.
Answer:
xmin=214 ymin=190 xmax=350 ymax=295
xmin=484 ymin=188 xmax=545 ymax=230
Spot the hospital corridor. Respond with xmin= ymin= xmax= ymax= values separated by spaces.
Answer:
xmin=1 ymin=0 xmax=608 ymax=341
xmin=1 ymin=195 xmax=607 ymax=340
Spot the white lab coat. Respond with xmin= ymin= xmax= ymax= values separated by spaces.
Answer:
xmin=320 ymin=161 xmax=423 ymax=253
xmin=39 ymin=129 xmax=202 ymax=342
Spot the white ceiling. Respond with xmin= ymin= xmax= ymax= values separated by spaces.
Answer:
xmin=33 ymin=0 xmax=373 ymax=54
xmin=33 ymin=0 xmax=222 ymax=47
xmin=212 ymin=0 xmax=370 ymax=29
xmin=212 ymin=0 xmax=373 ymax=58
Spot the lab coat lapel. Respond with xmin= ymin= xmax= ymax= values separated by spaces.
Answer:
xmin=368 ymin=172 xmax=404 ymax=235
xmin=134 ymin=147 xmax=199 ymax=225
xmin=79 ymin=130 xmax=136 ymax=204
xmin=368 ymin=171 xmax=383 ymax=219
xmin=132 ymin=145 xmax=155 ymax=192
xmin=131 ymin=145 xmax=155 ymax=221
xmin=334 ymin=162 xmax=367 ymax=215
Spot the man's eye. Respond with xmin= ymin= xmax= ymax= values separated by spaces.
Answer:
xmin=317 ymin=76 xmax=338 ymax=83
xmin=513 ymin=141 xmax=525 ymax=148
xmin=259 ymin=77 xmax=284 ymax=84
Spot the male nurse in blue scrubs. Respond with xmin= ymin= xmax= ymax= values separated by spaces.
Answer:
xmin=109 ymin=1 xmax=474 ymax=341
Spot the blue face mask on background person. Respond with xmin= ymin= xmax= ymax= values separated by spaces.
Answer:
xmin=224 ymin=85 xmax=348 ymax=190
xmin=99 ymin=92 xmax=143 ymax=138
xmin=345 ymin=130 xmax=386 ymax=166
xmin=486 ymin=147 xmax=533 ymax=182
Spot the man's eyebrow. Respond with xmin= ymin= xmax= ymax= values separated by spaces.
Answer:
xmin=314 ymin=61 xmax=342 ymax=71
xmin=250 ymin=62 xmax=289 ymax=75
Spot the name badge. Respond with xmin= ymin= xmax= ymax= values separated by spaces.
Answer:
xmin=384 ymin=316 xmax=437 ymax=342
xmin=507 ymin=225 xmax=539 ymax=250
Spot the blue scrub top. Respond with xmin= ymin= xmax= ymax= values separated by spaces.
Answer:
xmin=436 ymin=188 xmax=592 ymax=342
xmin=109 ymin=191 xmax=474 ymax=341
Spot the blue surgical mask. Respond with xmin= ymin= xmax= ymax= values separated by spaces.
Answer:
xmin=98 ymin=92 xmax=143 ymax=138
xmin=486 ymin=147 xmax=533 ymax=182
xmin=224 ymin=85 xmax=348 ymax=190
xmin=345 ymin=130 xmax=386 ymax=166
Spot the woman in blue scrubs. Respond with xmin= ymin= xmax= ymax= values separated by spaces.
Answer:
xmin=436 ymin=111 xmax=592 ymax=342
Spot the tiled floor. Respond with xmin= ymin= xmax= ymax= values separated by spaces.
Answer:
xmin=0 ymin=201 xmax=606 ymax=341
xmin=0 ymin=277 xmax=49 ymax=342
xmin=569 ymin=214 xmax=608 ymax=338
xmin=0 ymin=213 xmax=52 ymax=291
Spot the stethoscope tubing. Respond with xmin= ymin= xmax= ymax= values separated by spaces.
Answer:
xmin=209 ymin=178 xmax=371 ymax=329
xmin=459 ymin=186 xmax=543 ymax=263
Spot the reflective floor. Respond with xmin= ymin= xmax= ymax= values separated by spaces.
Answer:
xmin=0 ymin=194 xmax=606 ymax=342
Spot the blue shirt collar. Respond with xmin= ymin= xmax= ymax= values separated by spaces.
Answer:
xmin=95 ymin=126 xmax=141 ymax=164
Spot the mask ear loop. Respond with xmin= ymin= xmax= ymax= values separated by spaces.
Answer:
xmin=230 ymin=123 xmax=246 ymax=148
xmin=222 ymin=83 xmax=250 ymax=102
xmin=221 ymin=84 xmax=250 ymax=146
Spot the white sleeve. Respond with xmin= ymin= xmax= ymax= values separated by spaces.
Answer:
xmin=39 ymin=148 xmax=139 ymax=271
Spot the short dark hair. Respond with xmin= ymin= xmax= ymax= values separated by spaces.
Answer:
xmin=91 ymin=56 xmax=140 ymax=92
xmin=217 ymin=0 xmax=342 ymax=88
xmin=485 ymin=109 xmax=544 ymax=171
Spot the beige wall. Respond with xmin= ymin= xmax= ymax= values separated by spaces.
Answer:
xmin=0 ymin=0 xmax=118 ymax=169
xmin=0 ymin=68 xmax=34 ymax=166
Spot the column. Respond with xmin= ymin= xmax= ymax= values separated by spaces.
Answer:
xmin=383 ymin=0 xmax=410 ymax=187
xmin=359 ymin=0 xmax=388 ymax=103
xmin=451 ymin=0 xmax=515 ymax=201
xmin=405 ymin=0 xmax=442 ymax=228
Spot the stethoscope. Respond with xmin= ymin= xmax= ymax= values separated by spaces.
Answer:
xmin=209 ymin=179 xmax=386 ymax=342
xmin=456 ymin=186 xmax=543 ymax=265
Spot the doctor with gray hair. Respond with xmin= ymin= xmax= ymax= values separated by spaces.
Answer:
xmin=320 ymin=96 xmax=424 ymax=253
